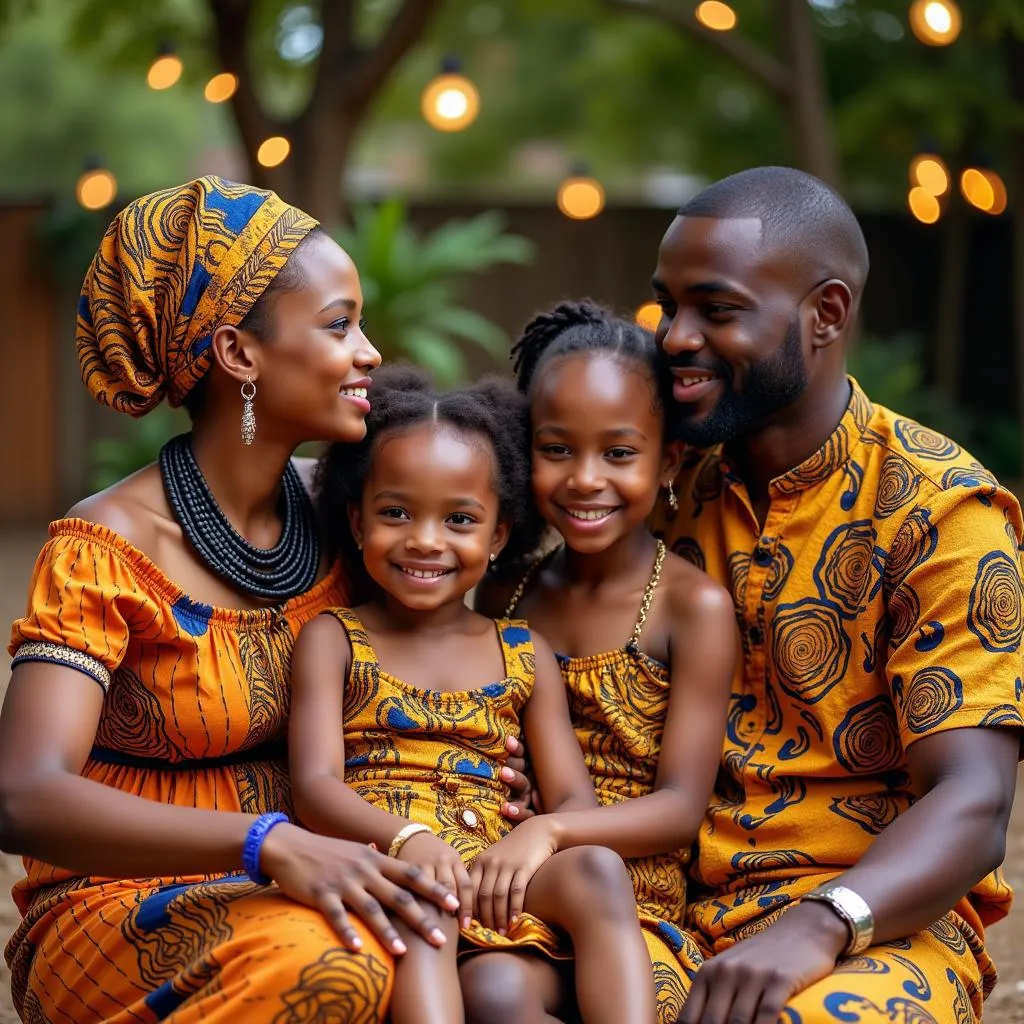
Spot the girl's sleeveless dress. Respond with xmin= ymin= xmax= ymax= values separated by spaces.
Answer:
xmin=508 ymin=542 xmax=705 ymax=1024
xmin=326 ymin=608 xmax=567 ymax=959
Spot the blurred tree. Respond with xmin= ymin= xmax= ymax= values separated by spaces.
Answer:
xmin=0 ymin=0 xmax=442 ymax=225
xmin=605 ymin=0 xmax=840 ymax=187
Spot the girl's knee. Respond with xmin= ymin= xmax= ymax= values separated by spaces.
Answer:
xmin=550 ymin=845 xmax=636 ymax=917
xmin=460 ymin=954 xmax=540 ymax=1024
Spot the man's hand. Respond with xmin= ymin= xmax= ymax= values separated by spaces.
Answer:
xmin=680 ymin=901 xmax=849 ymax=1024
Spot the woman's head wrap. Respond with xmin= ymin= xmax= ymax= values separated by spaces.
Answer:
xmin=77 ymin=175 xmax=318 ymax=416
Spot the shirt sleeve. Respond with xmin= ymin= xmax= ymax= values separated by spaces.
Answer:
xmin=8 ymin=530 xmax=147 ymax=690
xmin=885 ymin=481 xmax=1024 ymax=748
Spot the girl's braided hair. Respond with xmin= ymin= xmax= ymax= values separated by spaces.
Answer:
xmin=510 ymin=299 xmax=663 ymax=410
xmin=316 ymin=363 xmax=544 ymax=582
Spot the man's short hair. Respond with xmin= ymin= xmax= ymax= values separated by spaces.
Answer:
xmin=679 ymin=166 xmax=870 ymax=297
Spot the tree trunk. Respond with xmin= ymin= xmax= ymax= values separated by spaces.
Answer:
xmin=606 ymin=0 xmax=843 ymax=189
xmin=1007 ymin=34 xmax=1024 ymax=479
xmin=775 ymin=0 xmax=841 ymax=189
xmin=208 ymin=0 xmax=441 ymax=226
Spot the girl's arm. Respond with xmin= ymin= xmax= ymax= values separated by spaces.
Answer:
xmin=519 ymin=632 xmax=600 ymax=812
xmin=289 ymin=613 xmax=474 ymax=923
xmin=535 ymin=575 xmax=737 ymax=859
xmin=289 ymin=613 xmax=419 ymax=850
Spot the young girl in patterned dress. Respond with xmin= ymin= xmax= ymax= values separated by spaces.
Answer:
xmin=474 ymin=301 xmax=739 ymax=1024
xmin=288 ymin=365 xmax=658 ymax=1024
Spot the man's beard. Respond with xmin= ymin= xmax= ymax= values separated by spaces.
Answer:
xmin=667 ymin=314 xmax=809 ymax=447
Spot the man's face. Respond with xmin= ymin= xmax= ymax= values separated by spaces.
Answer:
xmin=651 ymin=215 xmax=810 ymax=447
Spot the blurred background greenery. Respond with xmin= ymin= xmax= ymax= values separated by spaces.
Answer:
xmin=1 ymin=0 xmax=1022 ymax=504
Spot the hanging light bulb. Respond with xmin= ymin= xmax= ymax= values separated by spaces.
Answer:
xmin=909 ymin=153 xmax=950 ymax=197
xmin=204 ymin=72 xmax=238 ymax=104
xmin=635 ymin=302 xmax=663 ymax=332
xmin=907 ymin=186 xmax=941 ymax=224
xmin=908 ymin=0 xmax=962 ymax=46
xmin=421 ymin=56 xmax=480 ymax=132
xmin=257 ymin=136 xmax=291 ymax=168
xmin=960 ymin=167 xmax=1008 ymax=215
xmin=695 ymin=1 xmax=738 ymax=31
xmin=76 ymin=160 xmax=118 ymax=211
xmin=557 ymin=164 xmax=605 ymax=220
xmin=147 ymin=42 xmax=183 ymax=90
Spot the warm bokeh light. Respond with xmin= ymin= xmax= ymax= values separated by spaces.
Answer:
xmin=635 ymin=302 xmax=663 ymax=332
xmin=695 ymin=1 xmax=737 ymax=31
xmin=256 ymin=136 xmax=291 ymax=168
xmin=204 ymin=72 xmax=238 ymax=103
xmin=557 ymin=176 xmax=605 ymax=220
xmin=960 ymin=168 xmax=1007 ymax=215
xmin=76 ymin=168 xmax=117 ymax=210
xmin=908 ymin=186 xmax=941 ymax=224
xmin=909 ymin=154 xmax=950 ymax=197
xmin=147 ymin=53 xmax=183 ymax=90
xmin=421 ymin=73 xmax=480 ymax=132
xmin=908 ymin=0 xmax=962 ymax=46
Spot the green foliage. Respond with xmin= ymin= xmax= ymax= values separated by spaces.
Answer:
xmin=88 ymin=406 xmax=189 ymax=491
xmin=333 ymin=199 xmax=535 ymax=383
xmin=0 ymin=0 xmax=225 ymax=199
xmin=849 ymin=333 xmax=1020 ymax=477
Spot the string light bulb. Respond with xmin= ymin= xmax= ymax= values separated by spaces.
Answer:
xmin=76 ymin=162 xmax=117 ymax=211
xmin=147 ymin=42 xmax=183 ymax=90
xmin=907 ymin=186 xmax=941 ymax=224
xmin=695 ymin=1 xmax=737 ymax=31
xmin=204 ymin=72 xmax=238 ymax=103
xmin=909 ymin=153 xmax=950 ymax=197
xmin=421 ymin=57 xmax=480 ymax=132
xmin=256 ymin=136 xmax=291 ymax=168
xmin=908 ymin=0 xmax=962 ymax=46
xmin=557 ymin=164 xmax=605 ymax=221
xmin=960 ymin=167 xmax=1007 ymax=215
xmin=635 ymin=302 xmax=663 ymax=332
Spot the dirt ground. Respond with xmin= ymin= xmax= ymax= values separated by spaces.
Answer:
xmin=0 ymin=526 xmax=1020 ymax=1023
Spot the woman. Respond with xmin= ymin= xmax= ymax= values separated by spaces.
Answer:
xmin=0 ymin=176 xmax=495 ymax=1023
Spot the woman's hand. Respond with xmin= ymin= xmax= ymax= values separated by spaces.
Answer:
xmin=259 ymin=823 xmax=460 ymax=955
xmin=680 ymin=902 xmax=849 ymax=1024
xmin=499 ymin=735 xmax=539 ymax=822
xmin=397 ymin=831 xmax=474 ymax=928
xmin=470 ymin=817 xmax=558 ymax=934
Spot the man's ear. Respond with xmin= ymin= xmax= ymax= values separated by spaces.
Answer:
xmin=809 ymin=280 xmax=854 ymax=351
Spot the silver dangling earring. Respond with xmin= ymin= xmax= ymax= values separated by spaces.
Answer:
xmin=240 ymin=376 xmax=257 ymax=446
xmin=666 ymin=480 xmax=679 ymax=512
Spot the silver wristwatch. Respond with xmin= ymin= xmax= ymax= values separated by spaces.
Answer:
xmin=802 ymin=883 xmax=874 ymax=956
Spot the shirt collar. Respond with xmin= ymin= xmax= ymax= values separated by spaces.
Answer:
xmin=770 ymin=376 xmax=873 ymax=496
xmin=709 ymin=377 xmax=874 ymax=496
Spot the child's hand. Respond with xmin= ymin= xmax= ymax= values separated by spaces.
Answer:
xmin=397 ymin=831 xmax=474 ymax=928
xmin=470 ymin=817 xmax=558 ymax=934
xmin=500 ymin=735 xmax=540 ymax=821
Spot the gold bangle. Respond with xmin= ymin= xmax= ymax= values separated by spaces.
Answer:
xmin=387 ymin=823 xmax=432 ymax=858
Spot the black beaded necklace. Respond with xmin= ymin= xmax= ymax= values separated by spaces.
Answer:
xmin=159 ymin=433 xmax=320 ymax=601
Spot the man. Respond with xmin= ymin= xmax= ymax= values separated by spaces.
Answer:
xmin=650 ymin=166 xmax=1023 ymax=1024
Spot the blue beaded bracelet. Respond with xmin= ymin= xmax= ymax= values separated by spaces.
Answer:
xmin=242 ymin=812 xmax=289 ymax=884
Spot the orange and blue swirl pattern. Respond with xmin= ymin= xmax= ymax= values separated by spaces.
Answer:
xmin=5 ymin=520 xmax=402 ymax=1023
xmin=329 ymin=607 xmax=569 ymax=960
xmin=651 ymin=378 xmax=1024 ymax=1021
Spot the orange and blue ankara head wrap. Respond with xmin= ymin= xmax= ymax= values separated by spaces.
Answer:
xmin=76 ymin=175 xmax=318 ymax=416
